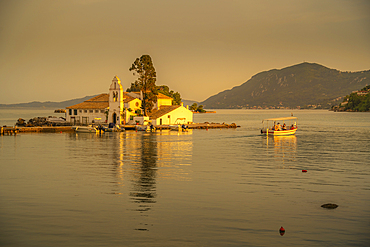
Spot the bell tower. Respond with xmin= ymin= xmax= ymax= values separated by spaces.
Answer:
xmin=108 ymin=76 xmax=124 ymax=124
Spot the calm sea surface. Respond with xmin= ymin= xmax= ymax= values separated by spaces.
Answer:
xmin=1 ymin=109 xmax=369 ymax=246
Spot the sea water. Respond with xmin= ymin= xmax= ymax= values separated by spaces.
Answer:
xmin=0 ymin=109 xmax=369 ymax=246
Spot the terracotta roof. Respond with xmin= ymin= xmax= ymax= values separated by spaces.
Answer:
xmin=157 ymin=93 xmax=173 ymax=100
xmin=148 ymin=105 xmax=181 ymax=119
xmin=66 ymin=94 xmax=109 ymax=109
xmin=128 ymin=92 xmax=172 ymax=100
xmin=123 ymin=92 xmax=136 ymax=103
xmin=86 ymin=94 xmax=109 ymax=102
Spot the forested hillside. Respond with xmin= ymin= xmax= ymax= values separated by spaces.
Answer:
xmin=201 ymin=63 xmax=370 ymax=109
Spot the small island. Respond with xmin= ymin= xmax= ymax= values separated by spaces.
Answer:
xmin=189 ymin=103 xmax=216 ymax=113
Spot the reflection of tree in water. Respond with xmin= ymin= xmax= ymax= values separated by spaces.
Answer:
xmin=130 ymin=133 xmax=157 ymax=214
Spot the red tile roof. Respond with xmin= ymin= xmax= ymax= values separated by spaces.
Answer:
xmin=148 ymin=105 xmax=181 ymax=119
xmin=123 ymin=92 xmax=136 ymax=103
xmin=157 ymin=93 xmax=173 ymax=99
xmin=66 ymin=94 xmax=109 ymax=109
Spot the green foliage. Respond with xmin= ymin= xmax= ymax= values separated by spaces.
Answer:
xmin=190 ymin=103 xmax=206 ymax=112
xmin=135 ymin=109 xmax=142 ymax=116
xmin=157 ymin=85 xmax=182 ymax=105
xmin=126 ymin=82 xmax=141 ymax=92
xmin=190 ymin=103 xmax=198 ymax=111
xmin=128 ymin=55 xmax=157 ymax=116
xmin=345 ymin=92 xmax=370 ymax=112
xmin=197 ymin=105 xmax=206 ymax=113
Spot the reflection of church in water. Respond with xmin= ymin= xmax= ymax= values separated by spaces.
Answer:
xmin=107 ymin=130 xmax=193 ymax=228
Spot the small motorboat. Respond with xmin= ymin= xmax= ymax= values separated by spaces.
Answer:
xmin=72 ymin=125 xmax=98 ymax=133
xmin=102 ymin=123 xmax=125 ymax=132
xmin=261 ymin=117 xmax=298 ymax=136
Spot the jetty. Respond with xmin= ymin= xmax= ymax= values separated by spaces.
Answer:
xmin=2 ymin=122 xmax=238 ymax=134
xmin=17 ymin=126 xmax=75 ymax=133
xmin=1 ymin=126 xmax=74 ymax=135
xmin=123 ymin=122 xmax=238 ymax=130
xmin=1 ymin=126 xmax=19 ymax=135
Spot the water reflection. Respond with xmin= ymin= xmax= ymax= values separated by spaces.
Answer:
xmin=129 ymin=133 xmax=157 ymax=212
xmin=265 ymin=135 xmax=297 ymax=164
xmin=67 ymin=130 xmax=193 ymax=230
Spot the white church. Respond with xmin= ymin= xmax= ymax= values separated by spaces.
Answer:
xmin=66 ymin=76 xmax=193 ymax=126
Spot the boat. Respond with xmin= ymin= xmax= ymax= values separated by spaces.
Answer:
xmin=169 ymin=118 xmax=189 ymax=131
xmin=169 ymin=124 xmax=189 ymax=131
xmin=54 ymin=109 xmax=66 ymax=113
xmin=102 ymin=123 xmax=125 ymax=132
xmin=135 ymin=120 xmax=155 ymax=132
xmin=72 ymin=125 xmax=98 ymax=133
xmin=47 ymin=117 xmax=66 ymax=124
xmin=261 ymin=117 xmax=298 ymax=136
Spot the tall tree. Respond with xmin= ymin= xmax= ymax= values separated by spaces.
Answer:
xmin=128 ymin=55 xmax=157 ymax=116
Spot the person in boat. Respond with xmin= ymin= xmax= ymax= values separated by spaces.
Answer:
xmin=276 ymin=122 xmax=282 ymax=131
xmin=282 ymin=123 xmax=286 ymax=130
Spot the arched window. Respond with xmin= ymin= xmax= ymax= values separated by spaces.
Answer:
xmin=113 ymin=91 xmax=118 ymax=102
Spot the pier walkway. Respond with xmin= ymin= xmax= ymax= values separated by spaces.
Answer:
xmin=1 ymin=122 xmax=238 ymax=134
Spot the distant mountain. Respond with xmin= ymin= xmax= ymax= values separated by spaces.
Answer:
xmin=182 ymin=99 xmax=199 ymax=107
xmin=0 ymin=94 xmax=198 ymax=109
xmin=201 ymin=62 xmax=370 ymax=109
xmin=0 ymin=95 xmax=98 ymax=108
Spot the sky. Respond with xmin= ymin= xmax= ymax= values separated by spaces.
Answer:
xmin=0 ymin=0 xmax=369 ymax=104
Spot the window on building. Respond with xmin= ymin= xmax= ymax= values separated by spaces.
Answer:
xmin=69 ymin=109 xmax=72 ymax=115
xmin=74 ymin=109 xmax=77 ymax=115
xmin=84 ymin=110 xmax=87 ymax=113
xmin=82 ymin=117 xmax=88 ymax=125
xmin=79 ymin=110 xmax=82 ymax=113
xmin=89 ymin=110 xmax=93 ymax=113
xmin=101 ymin=110 xmax=105 ymax=113
xmin=113 ymin=91 xmax=118 ymax=102
xmin=95 ymin=110 xmax=99 ymax=113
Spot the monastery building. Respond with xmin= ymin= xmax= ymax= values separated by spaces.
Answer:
xmin=65 ymin=76 xmax=193 ymax=126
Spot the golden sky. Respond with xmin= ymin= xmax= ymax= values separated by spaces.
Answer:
xmin=0 ymin=0 xmax=369 ymax=104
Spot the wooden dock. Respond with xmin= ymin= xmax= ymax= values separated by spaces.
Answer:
xmin=1 ymin=122 xmax=238 ymax=135
xmin=124 ymin=122 xmax=238 ymax=130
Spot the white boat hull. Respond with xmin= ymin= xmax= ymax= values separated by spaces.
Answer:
xmin=261 ymin=128 xmax=297 ymax=136
xmin=73 ymin=126 xmax=98 ymax=133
